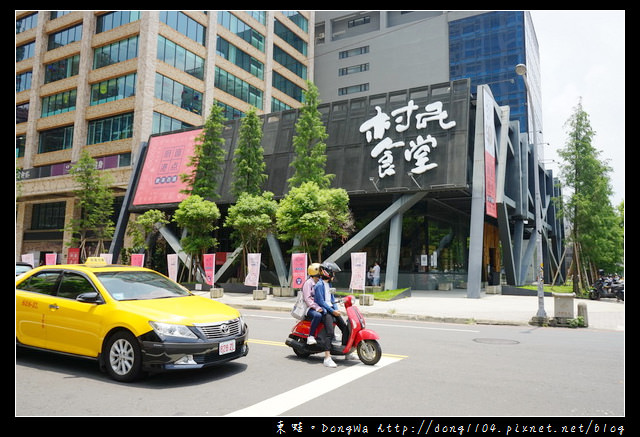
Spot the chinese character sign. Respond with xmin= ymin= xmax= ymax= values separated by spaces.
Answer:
xmin=359 ymin=100 xmax=457 ymax=179
xmin=291 ymin=253 xmax=307 ymax=289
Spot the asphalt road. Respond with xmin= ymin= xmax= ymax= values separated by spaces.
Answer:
xmin=15 ymin=309 xmax=624 ymax=419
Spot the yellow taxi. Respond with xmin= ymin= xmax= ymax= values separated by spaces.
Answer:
xmin=16 ymin=257 xmax=248 ymax=382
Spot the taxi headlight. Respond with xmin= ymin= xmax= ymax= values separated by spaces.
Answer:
xmin=149 ymin=321 xmax=198 ymax=340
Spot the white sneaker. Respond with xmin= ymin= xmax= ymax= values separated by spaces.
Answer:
xmin=307 ymin=336 xmax=317 ymax=345
xmin=345 ymin=352 xmax=357 ymax=360
xmin=324 ymin=357 xmax=337 ymax=368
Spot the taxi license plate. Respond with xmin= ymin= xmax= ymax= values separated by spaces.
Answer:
xmin=219 ymin=340 xmax=236 ymax=355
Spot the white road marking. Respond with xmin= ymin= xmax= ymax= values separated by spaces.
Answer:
xmin=225 ymin=356 xmax=403 ymax=416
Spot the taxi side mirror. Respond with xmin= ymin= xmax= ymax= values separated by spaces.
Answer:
xmin=76 ymin=292 xmax=104 ymax=304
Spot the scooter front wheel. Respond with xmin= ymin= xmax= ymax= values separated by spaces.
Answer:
xmin=357 ymin=339 xmax=382 ymax=365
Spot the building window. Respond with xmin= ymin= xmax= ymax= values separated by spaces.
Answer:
xmin=90 ymin=73 xmax=136 ymax=105
xmin=274 ymin=19 xmax=307 ymax=56
xmin=159 ymin=11 xmax=205 ymax=46
xmin=87 ymin=112 xmax=134 ymax=145
xmin=41 ymin=89 xmax=77 ymax=117
xmin=38 ymin=125 xmax=74 ymax=154
xmin=17 ymin=41 xmax=36 ymax=62
xmin=338 ymin=45 xmax=369 ymax=59
xmin=339 ymin=63 xmax=369 ymax=76
xmin=216 ymin=36 xmax=264 ymax=80
xmin=44 ymin=54 xmax=80 ymax=83
xmin=17 ymin=13 xmax=38 ymax=34
xmin=154 ymin=73 xmax=203 ymax=114
xmin=152 ymin=112 xmax=193 ymax=134
xmin=281 ymin=11 xmax=308 ymax=32
xmin=17 ymin=71 xmax=32 ymax=92
xmin=17 ymin=102 xmax=29 ymax=124
xmin=272 ymin=71 xmax=304 ymax=103
xmin=157 ymin=35 xmax=204 ymax=80
xmin=31 ymin=202 xmax=66 ymax=230
xmin=273 ymin=45 xmax=307 ymax=80
xmin=338 ymin=83 xmax=369 ymax=96
xmin=93 ymin=36 xmax=138 ymax=69
xmin=215 ymin=67 xmax=263 ymax=109
xmin=348 ymin=16 xmax=370 ymax=28
xmin=96 ymin=11 xmax=140 ymax=33
xmin=16 ymin=135 xmax=26 ymax=158
xmin=47 ymin=23 xmax=83 ymax=50
xmin=217 ymin=11 xmax=264 ymax=52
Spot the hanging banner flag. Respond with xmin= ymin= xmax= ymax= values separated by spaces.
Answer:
xmin=67 ymin=248 xmax=80 ymax=264
xmin=100 ymin=253 xmax=113 ymax=264
xmin=203 ymin=253 xmax=216 ymax=285
xmin=130 ymin=253 xmax=145 ymax=267
xmin=291 ymin=253 xmax=308 ymax=289
xmin=167 ymin=254 xmax=178 ymax=282
xmin=21 ymin=253 xmax=35 ymax=268
xmin=483 ymin=87 xmax=497 ymax=218
xmin=45 ymin=253 xmax=57 ymax=265
xmin=244 ymin=253 xmax=261 ymax=288
xmin=349 ymin=252 xmax=367 ymax=291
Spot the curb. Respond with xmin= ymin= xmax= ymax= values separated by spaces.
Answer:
xmin=223 ymin=302 xmax=528 ymax=327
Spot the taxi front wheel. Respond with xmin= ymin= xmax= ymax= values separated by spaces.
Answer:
xmin=104 ymin=331 xmax=143 ymax=382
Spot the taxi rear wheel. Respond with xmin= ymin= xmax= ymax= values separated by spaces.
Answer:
xmin=104 ymin=331 xmax=143 ymax=382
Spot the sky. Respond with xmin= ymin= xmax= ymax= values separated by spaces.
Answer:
xmin=528 ymin=10 xmax=625 ymax=205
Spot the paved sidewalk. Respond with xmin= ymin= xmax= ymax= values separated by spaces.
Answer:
xmin=196 ymin=289 xmax=625 ymax=332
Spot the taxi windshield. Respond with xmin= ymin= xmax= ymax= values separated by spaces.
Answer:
xmin=96 ymin=271 xmax=191 ymax=301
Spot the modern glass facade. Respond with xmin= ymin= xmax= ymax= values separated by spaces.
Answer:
xmin=449 ymin=11 xmax=541 ymax=141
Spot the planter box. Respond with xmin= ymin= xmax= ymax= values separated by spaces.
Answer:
xmin=253 ymin=289 xmax=267 ymax=300
xmin=485 ymin=285 xmax=501 ymax=294
xmin=209 ymin=288 xmax=224 ymax=298
xmin=359 ymin=294 xmax=374 ymax=305
xmin=365 ymin=285 xmax=382 ymax=293
xmin=437 ymin=282 xmax=452 ymax=291
xmin=273 ymin=286 xmax=295 ymax=297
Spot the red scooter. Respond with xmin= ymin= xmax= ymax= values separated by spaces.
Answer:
xmin=285 ymin=295 xmax=382 ymax=365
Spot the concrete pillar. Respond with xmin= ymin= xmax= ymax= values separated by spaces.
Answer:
xmin=384 ymin=210 xmax=403 ymax=291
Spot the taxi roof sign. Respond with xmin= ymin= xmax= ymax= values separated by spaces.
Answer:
xmin=85 ymin=257 xmax=108 ymax=267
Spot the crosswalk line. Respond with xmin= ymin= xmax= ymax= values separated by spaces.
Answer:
xmin=225 ymin=356 xmax=403 ymax=416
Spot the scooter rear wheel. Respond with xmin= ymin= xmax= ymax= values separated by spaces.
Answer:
xmin=357 ymin=339 xmax=382 ymax=365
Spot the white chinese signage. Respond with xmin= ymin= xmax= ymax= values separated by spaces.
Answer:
xmin=359 ymin=100 xmax=457 ymax=179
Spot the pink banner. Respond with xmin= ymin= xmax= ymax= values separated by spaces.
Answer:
xmin=291 ymin=253 xmax=308 ymax=289
xmin=203 ymin=253 xmax=215 ymax=285
xmin=167 ymin=254 xmax=178 ymax=282
xmin=349 ymin=252 xmax=367 ymax=291
xmin=45 ymin=253 xmax=57 ymax=265
xmin=244 ymin=253 xmax=261 ymax=288
xmin=130 ymin=253 xmax=145 ymax=267
xmin=67 ymin=248 xmax=80 ymax=264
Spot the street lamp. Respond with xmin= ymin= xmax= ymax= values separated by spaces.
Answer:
xmin=515 ymin=63 xmax=547 ymax=323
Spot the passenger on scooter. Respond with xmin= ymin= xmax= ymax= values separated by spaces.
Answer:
xmin=302 ymin=263 xmax=324 ymax=347
xmin=314 ymin=262 xmax=351 ymax=367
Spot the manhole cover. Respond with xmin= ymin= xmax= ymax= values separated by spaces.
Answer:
xmin=473 ymin=338 xmax=520 ymax=345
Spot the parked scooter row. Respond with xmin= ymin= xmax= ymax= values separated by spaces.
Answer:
xmin=589 ymin=270 xmax=624 ymax=301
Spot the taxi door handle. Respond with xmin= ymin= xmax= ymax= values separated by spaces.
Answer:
xmin=49 ymin=304 xmax=59 ymax=310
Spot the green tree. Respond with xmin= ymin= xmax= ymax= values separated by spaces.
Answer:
xmin=172 ymin=195 xmax=220 ymax=281
xmin=181 ymin=104 xmax=227 ymax=200
xmin=232 ymin=107 xmax=267 ymax=197
xmin=288 ymin=81 xmax=334 ymax=189
xmin=276 ymin=181 xmax=354 ymax=262
xmin=557 ymin=100 xmax=624 ymax=291
xmin=66 ymin=150 xmax=115 ymax=261
xmin=124 ymin=209 xmax=169 ymax=268
xmin=225 ymin=191 xmax=278 ymax=275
